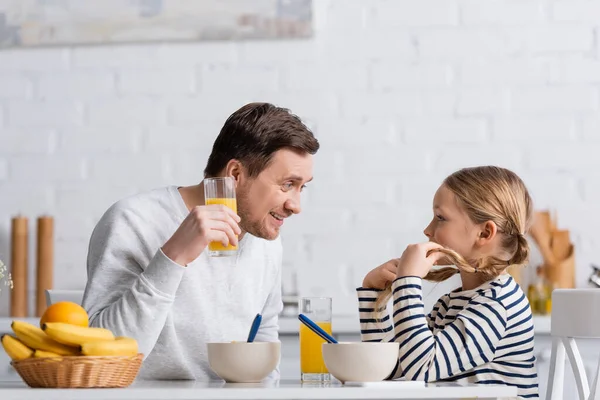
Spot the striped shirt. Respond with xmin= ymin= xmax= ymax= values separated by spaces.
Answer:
xmin=357 ymin=274 xmax=538 ymax=399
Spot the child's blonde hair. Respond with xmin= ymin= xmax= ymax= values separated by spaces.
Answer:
xmin=374 ymin=166 xmax=533 ymax=313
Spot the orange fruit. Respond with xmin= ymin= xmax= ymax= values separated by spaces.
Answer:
xmin=40 ymin=301 xmax=89 ymax=329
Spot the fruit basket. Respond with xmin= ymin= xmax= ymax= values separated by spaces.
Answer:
xmin=2 ymin=302 xmax=144 ymax=388
xmin=11 ymin=353 xmax=143 ymax=388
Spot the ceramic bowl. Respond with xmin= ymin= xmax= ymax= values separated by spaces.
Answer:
xmin=207 ymin=342 xmax=280 ymax=383
xmin=322 ymin=342 xmax=400 ymax=383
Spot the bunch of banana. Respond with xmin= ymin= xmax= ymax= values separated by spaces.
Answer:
xmin=1 ymin=320 xmax=140 ymax=361
xmin=42 ymin=322 xmax=114 ymax=346
xmin=81 ymin=337 xmax=138 ymax=356
xmin=33 ymin=349 xmax=61 ymax=358
xmin=11 ymin=321 xmax=78 ymax=356
xmin=1 ymin=335 xmax=33 ymax=361
xmin=41 ymin=323 xmax=138 ymax=356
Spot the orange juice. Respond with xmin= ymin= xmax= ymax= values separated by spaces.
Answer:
xmin=206 ymin=197 xmax=238 ymax=251
xmin=299 ymin=322 xmax=332 ymax=374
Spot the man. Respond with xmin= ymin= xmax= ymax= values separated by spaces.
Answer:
xmin=82 ymin=103 xmax=319 ymax=380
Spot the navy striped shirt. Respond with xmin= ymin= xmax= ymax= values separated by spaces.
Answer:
xmin=357 ymin=274 xmax=538 ymax=399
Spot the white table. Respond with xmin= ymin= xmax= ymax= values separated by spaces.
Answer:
xmin=0 ymin=315 xmax=553 ymax=335
xmin=0 ymin=379 xmax=517 ymax=399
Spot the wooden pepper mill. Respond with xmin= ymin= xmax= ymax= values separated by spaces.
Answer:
xmin=36 ymin=216 xmax=54 ymax=317
xmin=10 ymin=215 xmax=28 ymax=317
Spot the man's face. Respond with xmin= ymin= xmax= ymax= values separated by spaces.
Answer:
xmin=236 ymin=149 xmax=313 ymax=240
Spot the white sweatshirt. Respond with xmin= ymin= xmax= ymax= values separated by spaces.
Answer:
xmin=82 ymin=186 xmax=283 ymax=380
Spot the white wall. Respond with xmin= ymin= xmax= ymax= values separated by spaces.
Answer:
xmin=1 ymin=0 xmax=599 ymax=316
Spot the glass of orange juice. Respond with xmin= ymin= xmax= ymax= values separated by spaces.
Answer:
xmin=203 ymin=177 xmax=238 ymax=257
xmin=299 ymin=297 xmax=332 ymax=382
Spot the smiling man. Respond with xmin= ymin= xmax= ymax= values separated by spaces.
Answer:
xmin=82 ymin=103 xmax=319 ymax=380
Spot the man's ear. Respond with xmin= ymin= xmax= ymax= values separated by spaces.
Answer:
xmin=224 ymin=159 xmax=244 ymax=185
xmin=476 ymin=220 xmax=498 ymax=245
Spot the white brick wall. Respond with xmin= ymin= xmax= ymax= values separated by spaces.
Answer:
xmin=583 ymin=117 xmax=600 ymax=141
xmin=0 ymin=74 xmax=32 ymax=99
xmin=493 ymin=117 xmax=577 ymax=143
xmin=369 ymin=0 xmax=460 ymax=27
xmin=37 ymin=71 xmax=116 ymax=99
xmin=552 ymin=1 xmax=600 ymax=22
xmin=459 ymin=0 xmax=544 ymax=25
xmin=118 ymin=69 xmax=196 ymax=96
xmin=8 ymin=101 xmax=85 ymax=127
xmin=456 ymin=88 xmax=509 ymax=115
xmin=1 ymin=0 xmax=599 ymax=317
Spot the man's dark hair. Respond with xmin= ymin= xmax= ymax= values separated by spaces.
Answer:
xmin=204 ymin=102 xmax=319 ymax=178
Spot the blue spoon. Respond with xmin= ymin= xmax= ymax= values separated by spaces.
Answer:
xmin=298 ymin=313 xmax=338 ymax=344
xmin=247 ymin=313 xmax=262 ymax=342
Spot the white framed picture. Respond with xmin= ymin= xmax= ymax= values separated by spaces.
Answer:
xmin=0 ymin=0 xmax=313 ymax=48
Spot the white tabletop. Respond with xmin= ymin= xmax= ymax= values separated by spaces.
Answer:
xmin=0 ymin=379 xmax=517 ymax=399
xmin=0 ymin=315 xmax=551 ymax=335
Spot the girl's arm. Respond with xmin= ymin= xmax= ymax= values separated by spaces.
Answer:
xmin=356 ymin=288 xmax=395 ymax=342
xmin=356 ymin=285 xmax=441 ymax=343
xmin=426 ymin=298 xmax=443 ymax=331
xmin=356 ymin=286 xmax=435 ymax=343
xmin=388 ymin=277 xmax=507 ymax=382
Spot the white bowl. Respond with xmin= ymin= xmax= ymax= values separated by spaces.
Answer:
xmin=207 ymin=342 xmax=280 ymax=383
xmin=323 ymin=342 xmax=400 ymax=383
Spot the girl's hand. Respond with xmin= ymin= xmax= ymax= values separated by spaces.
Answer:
xmin=395 ymin=242 xmax=445 ymax=278
xmin=362 ymin=259 xmax=399 ymax=290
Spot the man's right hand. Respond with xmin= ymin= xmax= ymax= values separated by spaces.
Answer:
xmin=161 ymin=205 xmax=241 ymax=266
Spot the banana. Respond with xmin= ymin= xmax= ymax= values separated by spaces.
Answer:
xmin=11 ymin=320 xmax=79 ymax=356
xmin=81 ymin=337 xmax=138 ymax=356
xmin=42 ymin=322 xmax=114 ymax=346
xmin=1 ymin=334 xmax=33 ymax=361
xmin=33 ymin=349 xmax=62 ymax=358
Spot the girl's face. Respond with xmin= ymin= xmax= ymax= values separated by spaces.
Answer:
xmin=423 ymin=185 xmax=480 ymax=262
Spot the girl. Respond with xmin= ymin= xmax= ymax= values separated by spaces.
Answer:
xmin=358 ymin=166 xmax=538 ymax=399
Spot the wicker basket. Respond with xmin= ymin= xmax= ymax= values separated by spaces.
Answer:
xmin=11 ymin=354 xmax=143 ymax=388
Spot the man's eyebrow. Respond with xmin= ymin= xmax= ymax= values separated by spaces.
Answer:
xmin=283 ymin=175 xmax=313 ymax=183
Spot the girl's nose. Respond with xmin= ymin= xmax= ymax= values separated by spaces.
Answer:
xmin=423 ymin=221 xmax=434 ymax=238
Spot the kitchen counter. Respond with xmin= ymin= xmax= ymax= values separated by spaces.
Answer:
xmin=278 ymin=315 xmax=360 ymax=334
xmin=0 ymin=315 xmax=552 ymax=335
xmin=0 ymin=314 xmax=557 ymax=398
xmin=0 ymin=317 xmax=357 ymax=335
xmin=0 ymin=379 xmax=517 ymax=399
xmin=0 ymin=317 xmax=360 ymax=335
xmin=282 ymin=315 xmax=551 ymax=336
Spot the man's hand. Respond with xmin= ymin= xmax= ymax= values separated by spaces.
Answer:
xmin=161 ymin=205 xmax=241 ymax=266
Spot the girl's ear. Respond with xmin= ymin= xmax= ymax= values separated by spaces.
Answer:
xmin=476 ymin=220 xmax=498 ymax=246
